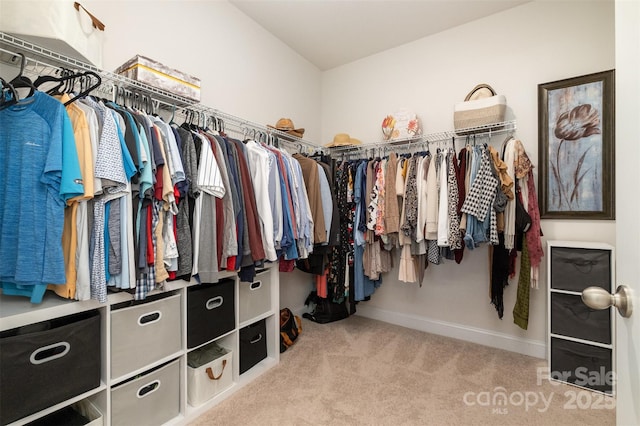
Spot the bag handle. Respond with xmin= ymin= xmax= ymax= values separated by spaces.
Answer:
xmin=74 ymin=2 xmax=106 ymax=31
xmin=464 ymin=84 xmax=496 ymax=101
xmin=205 ymin=359 xmax=227 ymax=380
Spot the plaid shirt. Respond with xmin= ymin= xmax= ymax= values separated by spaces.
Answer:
xmin=135 ymin=200 xmax=161 ymax=300
xmin=461 ymin=148 xmax=498 ymax=222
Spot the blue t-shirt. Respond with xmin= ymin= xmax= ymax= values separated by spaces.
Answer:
xmin=0 ymin=91 xmax=83 ymax=303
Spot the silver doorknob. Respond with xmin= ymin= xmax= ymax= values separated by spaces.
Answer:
xmin=582 ymin=285 xmax=633 ymax=318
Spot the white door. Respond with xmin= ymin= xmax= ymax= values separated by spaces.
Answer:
xmin=613 ymin=1 xmax=640 ymax=424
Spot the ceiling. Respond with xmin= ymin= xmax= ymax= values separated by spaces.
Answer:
xmin=229 ymin=0 xmax=530 ymax=71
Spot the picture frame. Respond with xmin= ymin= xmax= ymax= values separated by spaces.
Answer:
xmin=538 ymin=70 xmax=615 ymax=220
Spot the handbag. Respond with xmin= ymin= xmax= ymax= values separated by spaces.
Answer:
xmin=280 ymin=308 xmax=302 ymax=353
xmin=454 ymin=84 xmax=507 ymax=134
xmin=302 ymin=291 xmax=349 ymax=324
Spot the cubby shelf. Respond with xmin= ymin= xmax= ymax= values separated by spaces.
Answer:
xmin=0 ymin=263 xmax=280 ymax=426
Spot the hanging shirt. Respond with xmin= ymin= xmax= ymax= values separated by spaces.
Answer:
xmin=383 ymin=152 xmax=400 ymax=235
xmin=75 ymin=101 xmax=103 ymax=195
xmin=152 ymin=117 xmax=186 ymax=186
xmin=263 ymin=147 xmax=283 ymax=250
xmin=503 ymin=138 xmax=517 ymax=250
xmin=437 ymin=152 xmax=450 ymax=247
xmin=291 ymin=151 xmax=312 ymax=256
xmin=245 ymin=140 xmax=277 ymax=261
xmin=317 ymin=162 xmax=333 ymax=245
xmin=425 ymin=154 xmax=439 ymax=240
xmin=210 ymin=135 xmax=237 ymax=266
xmin=293 ymin=153 xmax=326 ymax=244
xmin=0 ymin=91 xmax=83 ymax=303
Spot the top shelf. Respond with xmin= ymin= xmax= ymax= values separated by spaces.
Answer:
xmin=0 ymin=32 xmax=198 ymax=108
xmin=0 ymin=32 xmax=325 ymax=151
xmin=328 ymin=120 xmax=517 ymax=154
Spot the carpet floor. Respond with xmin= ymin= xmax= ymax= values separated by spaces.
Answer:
xmin=189 ymin=315 xmax=615 ymax=426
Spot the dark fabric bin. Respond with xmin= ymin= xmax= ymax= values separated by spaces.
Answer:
xmin=550 ymin=247 xmax=611 ymax=292
xmin=551 ymin=292 xmax=611 ymax=344
xmin=187 ymin=279 xmax=235 ymax=349
xmin=239 ymin=319 xmax=267 ymax=374
xmin=26 ymin=405 xmax=90 ymax=426
xmin=0 ymin=310 xmax=101 ymax=425
xmin=550 ymin=337 xmax=612 ymax=394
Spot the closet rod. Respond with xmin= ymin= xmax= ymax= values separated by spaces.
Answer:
xmin=0 ymin=43 xmax=153 ymax=110
xmin=0 ymin=31 xmax=198 ymax=108
xmin=0 ymin=32 xmax=326 ymax=153
xmin=327 ymin=120 xmax=518 ymax=154
xmin=185 ymin=103 xmax=326 ymax=153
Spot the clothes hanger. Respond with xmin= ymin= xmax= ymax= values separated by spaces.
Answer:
xmin=62 ymin=69 xmax=73 ymax=94
xmin=188 ymin=109 xmax=198 ymax=131
xmin=9 ymin=53 xmax=36 ymax=99
xmin=34 ymin=69 xmax=99 ymax=101
xmin=64 ymin=71 xmax=101 ymax=106
xmin=168 ymin=104 xmax=177 ymax=125
xmin=0 ymin=76 xmax=19 ymax=109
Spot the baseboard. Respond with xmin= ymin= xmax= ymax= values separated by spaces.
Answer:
xmin=290 ymin=304 xmax=311 ymax=318
xmin=355 ymin=304 xmax=546 ymax=359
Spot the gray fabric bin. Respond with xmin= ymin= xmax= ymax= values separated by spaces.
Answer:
xmin=111 ymin=359 xmax=180 ymax=426
xmin=111 ymin=293 xmax=182 ymax=379
xmin=550 ymin=247 xmax=611 ymax=292
xmin=239 ymin=270 xmax=271 ymax=324
xmin=551 ymin=292 xmax=611 ymax=344
xmin=550 ymin=337 xmax=612 ymax=394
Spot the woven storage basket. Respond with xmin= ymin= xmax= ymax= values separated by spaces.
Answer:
xmin=454 ymin=84 xmax=506 ymax=134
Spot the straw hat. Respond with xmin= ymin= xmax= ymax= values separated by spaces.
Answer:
xmin=465 ymin=84 xmax=496 ymax=101
xmin=267 ymin=118 xmax=305 ymax=138
xmin=325 ymin=133 xmax=362 ymax=148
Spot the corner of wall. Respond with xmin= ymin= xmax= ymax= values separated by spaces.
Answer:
xmin=355 ymin=304 xmax=546 ymax=359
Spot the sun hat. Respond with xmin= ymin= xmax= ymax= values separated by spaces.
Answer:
xmin=325 ymin=133 xmax=362 ymax=148
xmin=465 ymin=84 xmax=497 ymax=101
xmin=267 ymin=118 xmax=305 ymax=138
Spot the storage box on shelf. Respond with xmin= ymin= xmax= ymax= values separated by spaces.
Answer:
xmin=239 ymin=318 xmax=268 ymax=375
xmin=0 ymin=263 xmax=281 ymax=425
xmin=110 ymin=358 xmax=181 ymax=426
xmin=187 ymin=340 xmax=234 ymax=407
xmin=26 ymin=399 xmax=103 ymax=426
xmin=187 ymin=279 xmax=235 ymax=349
xmin=114 ymin=55 xmax=201 ymax=102
xmin=238 ymin=269 xmax=271 ymax=325
xmin=110 ymin=292 xmax=182 ymax=381
xmin=547 ymin=241 xmax=615 ymax=395
xmin=0 ymin=1 xmax=105 ymax=68
xmin=0 ymin=310 xmax=102 ymax=425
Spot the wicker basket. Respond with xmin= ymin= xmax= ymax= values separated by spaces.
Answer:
xmin=454 ymin=84 xmax=506 ymax=134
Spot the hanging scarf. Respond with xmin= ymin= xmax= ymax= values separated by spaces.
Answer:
xmin=525 ymin=168 xmax=544 ymax=288
xmin=490 ymin=233 xmax=510 ymax=319
xmin=513 ymin=241 xmax=531 ymax=329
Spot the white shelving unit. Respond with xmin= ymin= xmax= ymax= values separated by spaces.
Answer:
xmin=0 ymin=32 xmax=288 ymax=426
xmin=0 ymin=264 xmax=280 ymax=425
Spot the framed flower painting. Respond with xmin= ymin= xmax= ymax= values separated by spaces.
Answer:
xmin=538 ymin=70 xmax=615 ymax=219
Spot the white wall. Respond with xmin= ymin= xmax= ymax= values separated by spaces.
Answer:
xmin=321 ymin=1 xmax=615 ymax=357
xmin=51 ymin=0 xmax=616 ymax=356
xmin=84 ymin=0 xmax=322 ymax=310
xmin=85 ymin=0 xmax=322 ymax=141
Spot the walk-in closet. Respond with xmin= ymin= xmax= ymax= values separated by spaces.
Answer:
xmin=1 ymin=1 xmax=638 ymax=425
